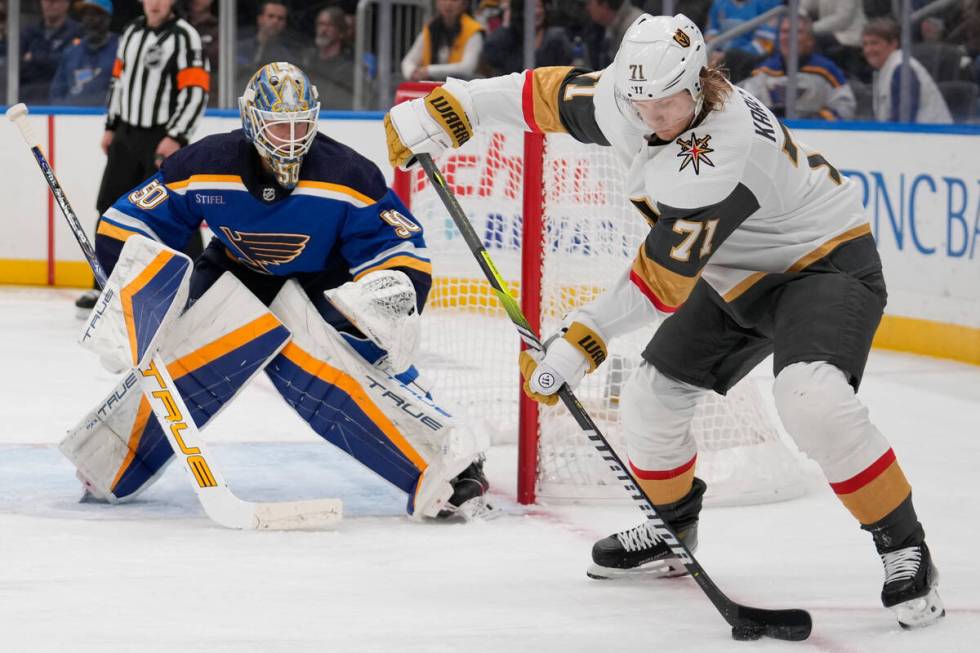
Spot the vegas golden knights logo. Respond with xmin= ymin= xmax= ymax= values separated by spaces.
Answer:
xmin=673 ymin=29 xmax=691 ymax=47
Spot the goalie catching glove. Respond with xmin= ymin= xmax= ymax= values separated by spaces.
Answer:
xmin=385 ymin=81 xmax=475 ymax=170
xmin=519 ymin=319 xmax=608 ymax=406
xmin=325 ymin=270 xmax=420 ymax=373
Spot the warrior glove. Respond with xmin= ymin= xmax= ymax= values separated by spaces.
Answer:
xmin=519 ymin=319 xmax=608 ymax=406
xmin=385 ymin=82 xmax=475 ymax=170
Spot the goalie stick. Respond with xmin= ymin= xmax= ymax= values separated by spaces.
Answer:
xmin=7 ymin=103 xmax=342 ymax=530
xmin=417 ymin=152 xmax=812 ymax=642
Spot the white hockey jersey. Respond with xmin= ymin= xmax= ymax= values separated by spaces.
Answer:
xmin=447 ymin=66 xmax=873 ymax=337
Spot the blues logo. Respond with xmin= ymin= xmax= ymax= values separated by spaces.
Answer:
xmin=220 ymin=227 xmax=310 ymax=273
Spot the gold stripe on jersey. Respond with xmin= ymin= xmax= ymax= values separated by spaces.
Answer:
xmin=353 ymin=255 xmax=433 ymax=280
xmin=721 ymin=224 xmax=872 ymax=302
xmin=167 ymin=174 xmax=244 ymax=190
xmin=630 ymin=196 xmax=660 ymax=227
xmin=721 ymin=271 xmax=767 ymax=303
xmin=97 ymin=220 xmax=142 ymax=242
xmin=632 ymin=244 xmax=699 ymax=310
xmin=788 ymin=223 xmax=871 ymax=272
xmin=526 ymin=66 xmax=576 ymax=134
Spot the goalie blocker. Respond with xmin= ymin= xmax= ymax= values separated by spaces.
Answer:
xmin=63 ymin=265 xmax=489 ymax=520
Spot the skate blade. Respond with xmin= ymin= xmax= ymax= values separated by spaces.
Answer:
xmin=894 ymin=587 xmax=945 ymax=629
xmin=587 ymin=557 xmax=688 ymax=580
xmin=439 ymin=496 xmax=498 ymax=522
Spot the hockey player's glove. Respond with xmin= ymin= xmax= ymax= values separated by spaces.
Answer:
xmin=519 ymin=320 xmax=608 ymax=406
xmin=325 ymin=270 xmax=421 ymax=373
xmin=385 ymin=83 xmax=474 ymax=170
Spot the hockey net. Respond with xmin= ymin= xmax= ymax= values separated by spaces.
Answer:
xmin=393 ymin=83 xmax=809 ymax=507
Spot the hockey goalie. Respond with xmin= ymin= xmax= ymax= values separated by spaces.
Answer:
xmin=60 ymin=62 xmax=491 ymax=522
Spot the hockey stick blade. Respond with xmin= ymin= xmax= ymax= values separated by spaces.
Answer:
xmin=730 ymin=606 xmax=812 ymax=641
xmin=416 ymin=152 xmax=812 ymax=641
xmin=7 ymin=103 xmax=343 ymax=530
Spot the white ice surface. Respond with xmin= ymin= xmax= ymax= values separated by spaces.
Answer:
xmin=1 ymin=286 xmax=979 ymax=652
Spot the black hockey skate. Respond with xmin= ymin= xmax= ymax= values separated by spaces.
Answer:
xmin=880 ymin=542 xmax=945 ymax=629
xmin=588 ymin=520 xmax=698 ymax=579
xmin=588 ymin=477 xmax=706 ymax=580
xmin=438 ymin=456 xmax=493 ymax=520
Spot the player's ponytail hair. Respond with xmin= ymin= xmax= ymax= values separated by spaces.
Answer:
xmin=699 ymin=66 xmax=732 ymax=113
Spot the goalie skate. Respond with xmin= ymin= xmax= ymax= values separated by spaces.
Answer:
xmin=587 ymin=520 xmax=698 ymax=579
xmin=437 ymin=456 xmax=495 ymax=521
xmin=881 ymin=542 xmax=945 ymax=629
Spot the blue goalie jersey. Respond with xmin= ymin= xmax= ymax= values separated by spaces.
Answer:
xmin=94 ymin=129 xmax=432 ymax=311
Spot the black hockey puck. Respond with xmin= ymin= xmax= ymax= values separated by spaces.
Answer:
xmin=731 ymin=624 xmax=765 ymax=641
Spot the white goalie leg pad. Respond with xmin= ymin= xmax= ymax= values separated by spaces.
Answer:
xmin=271 ymin=280 xmax=487 ymax=518
xmin=61 ymin=272 xmax=291 ymax=501
xmin=324 ymin=269 xmax=420 ymax=374
xmin=60 ymin=370 xmax=156 ymax=503
xmin=78 ymin=235 xmax=191 ymax=373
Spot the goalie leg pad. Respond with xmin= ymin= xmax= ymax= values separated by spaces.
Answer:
xmin=60 ymin=273 xmax=291 ymax=500
xmin=79 ymin=234 xmax=192 ymax=371
xmin=267 ymin=280 xmax=486 ymax=518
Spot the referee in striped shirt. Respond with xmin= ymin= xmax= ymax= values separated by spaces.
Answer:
xmin=79 ymin=0 xmax=208 ymax=312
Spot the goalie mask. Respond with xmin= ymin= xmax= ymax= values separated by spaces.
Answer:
xmin=613 ymin=14 xmax=707 ymax=133
xmin=240 ymin=62 xmax=320 ymax=189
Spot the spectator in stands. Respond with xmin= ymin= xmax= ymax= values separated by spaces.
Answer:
xmin=303 ymin=6 xmax=354 ymax=109
xmin=20 ymin=0 xmax=82 ymax=103
xmin=705 ymin=0 xmax=781 ymax=55
xmin=948 ymin=0 xmax=980 ymax=84
xmin=801 ymin=0 xmax=865 ymax=50
xmin=862 ymin=17 xmax=953 ymax=123
xmin=583 ymin=0 xmax=644 ymax=69
xmin=704 ymin=0 xmax=782 ymax=83
xmin=481 ymin=0 xmax=573 ymax=75
xmin=741 ymin=12 xmax=856 ymax=120
xmin=185 ymin=0 xmax=219 ymax=81
xmin=862 ymin=0 xmax=891 ymax=20
xmin=237 ymin=1 xmax=292 ymax=75
xmin=49 ymin=0 xmax=117 ymax=106
xmin=801 ymin=0 xmax=868 ymax=81
xmin=401 ymin=0 xmax=484 ymax=81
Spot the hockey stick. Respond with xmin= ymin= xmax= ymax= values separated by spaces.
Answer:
xmin=7 ymin=103 xmax=342 ymax=530
xmin=417 ymin=152 xmax=811 ymax=641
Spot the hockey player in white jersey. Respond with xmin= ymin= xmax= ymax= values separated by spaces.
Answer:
xmin=384 ymin=14 xmax=943 ymax=628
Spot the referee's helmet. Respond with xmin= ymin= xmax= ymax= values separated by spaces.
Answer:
xmin=240 ymin=62 xmax=321 ymax=189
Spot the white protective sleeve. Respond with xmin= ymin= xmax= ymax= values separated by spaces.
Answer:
xmin=570 ymin=267 xmax=664 ymax=342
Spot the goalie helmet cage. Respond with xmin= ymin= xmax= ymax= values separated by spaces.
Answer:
xmin=393 ymin=81 xmax=809 ymax=507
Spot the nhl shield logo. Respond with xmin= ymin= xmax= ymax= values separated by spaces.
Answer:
xmin=262 ymin=186 xmax=276 ymax=202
